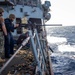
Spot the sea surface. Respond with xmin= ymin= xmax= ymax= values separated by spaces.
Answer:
xmin=46 ymin=26 xmax=75 ymax=75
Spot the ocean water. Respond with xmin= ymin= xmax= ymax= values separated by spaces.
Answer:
xmin=46 ymin=26 xmax=75 ymax=75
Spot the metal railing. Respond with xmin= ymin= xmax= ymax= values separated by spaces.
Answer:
xmin=0 ymin=29 xmax=54 ymax=75
xmin=29 ymin=29 xmax=48 ymax=75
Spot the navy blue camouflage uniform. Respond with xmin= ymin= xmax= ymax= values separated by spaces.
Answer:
xmin=4 ymin=18 xmax=15 ymax=58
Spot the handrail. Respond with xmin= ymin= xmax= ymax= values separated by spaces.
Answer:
xmin=0 ymin=36 xmax=30 ymax=74
xmin=0 ymin=29 xmax=54 ymax=75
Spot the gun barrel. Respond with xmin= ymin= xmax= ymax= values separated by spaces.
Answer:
xmin=20 ymin=24 xmax=62 ymax=27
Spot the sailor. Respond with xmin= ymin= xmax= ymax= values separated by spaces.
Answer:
xmin=0 ymin=7 xmax=7 ymax=53
xmin=4 ymin=14 xmax=19 ymax=58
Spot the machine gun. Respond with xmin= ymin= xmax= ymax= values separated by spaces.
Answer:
xmin=16 ymin=17 xmax=62 ymax=34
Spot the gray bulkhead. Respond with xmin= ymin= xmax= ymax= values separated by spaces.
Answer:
xmin=3 ymin=5 xmax=43 ymax=36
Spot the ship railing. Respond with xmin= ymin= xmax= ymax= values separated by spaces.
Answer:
xmin=0 ymin=29 xmax=54 ymax=75
xmin=12 ymin=0 xmax=36 ymax=6
xmin=29 ymin=29 xmax=48 ymax=75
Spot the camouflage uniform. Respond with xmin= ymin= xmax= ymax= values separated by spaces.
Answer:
xmin=0 ymin=7 xmax=4 ymax=53
xmin=0 ymin=32 xmax=4 ymax=53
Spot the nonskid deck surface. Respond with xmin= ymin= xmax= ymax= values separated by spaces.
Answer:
xmin=0 ymin=49 xmax=36 ymax=75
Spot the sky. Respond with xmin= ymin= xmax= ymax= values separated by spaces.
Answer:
xmin=42 ymin=0 xmax=75 ymax=26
